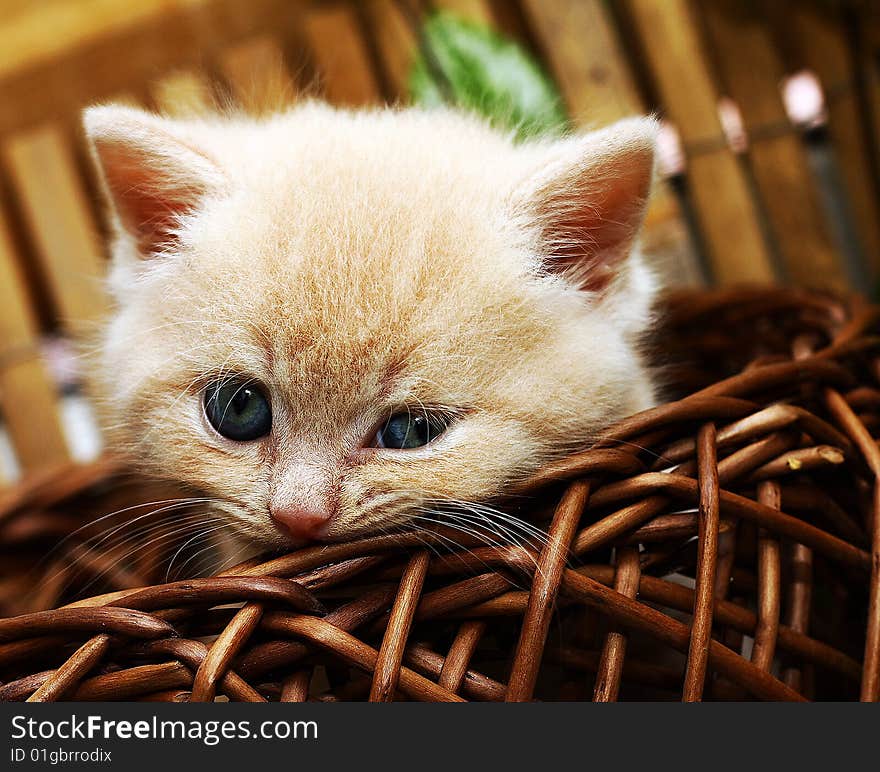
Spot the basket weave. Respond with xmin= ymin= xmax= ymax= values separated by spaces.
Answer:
xmin=1 ymin=287 xmax=878 ymax=702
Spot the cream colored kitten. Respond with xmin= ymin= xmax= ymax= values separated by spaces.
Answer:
xmin=84 ymin=101 xmax=658 ymax=552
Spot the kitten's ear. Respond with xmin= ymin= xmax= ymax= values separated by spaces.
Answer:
xmin=513 ymin=117 xmax=657 ymax=295
xmin=83 ymin=105 xmax=226 ymax=257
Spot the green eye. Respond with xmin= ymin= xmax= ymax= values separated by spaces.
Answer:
xmin=204 ymin=379 xmax=272 ymax=441
xmin=375 ymin=411 xmax=449 ymax=449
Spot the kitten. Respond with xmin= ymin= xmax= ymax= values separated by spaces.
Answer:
xmin=84 ymin=101 xmax=659 ymax=552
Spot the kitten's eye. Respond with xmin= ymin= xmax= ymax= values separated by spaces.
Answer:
xmin=375 ymin=411 xmax=449 ymax=449
xmin=204 ymin=379 xmax=272 ymax=441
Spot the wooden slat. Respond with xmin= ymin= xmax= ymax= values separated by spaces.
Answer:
xmin=0 ymin=0 xmax=209 ymax=81
xmin=625 ymin=0 xmax=776 ymax=285
xmin=789 ymin=4 xmax=880 ymax=286
xmin=432 ymin=0 xmax=494 ymax=26
xmin=864 ymin=21 xmax=880 ymax=151
xmin=0 ymin=207 xmax=69 ymax=473
xmin=0 ymin=0 xmax=294 ymax=137
xmin=523 ymin=0 xmax=703 ymax=286
xmin=700 ymin=2 xmax=848 ymax=293
xmin=303 ymin=4 xmax=382 ymax=106
xmin=152 ymin=70 xmax=215 ymax=116
xmin=219 ymin=34 xmax=296 ymax=113
xmin=362 ymin=0 xmax=419 ymax=101
xmin=3 ymin=124 xmax=105 ymax=333
xmin=521 ymin=0 xmax=643 ymax=127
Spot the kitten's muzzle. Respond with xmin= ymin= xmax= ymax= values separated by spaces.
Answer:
xmin=270 ymin=504 xmax=332 ymax=543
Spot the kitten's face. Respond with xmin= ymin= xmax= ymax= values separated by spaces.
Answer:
xmin=85 ymin=103 xmax=657 ymax=549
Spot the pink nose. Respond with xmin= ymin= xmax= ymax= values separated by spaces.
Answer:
xmin=270 ymin=506 xmax=332 ymax=543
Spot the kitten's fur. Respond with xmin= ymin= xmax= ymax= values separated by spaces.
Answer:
xmin=84 ymin=101 xmax=658 ymax=550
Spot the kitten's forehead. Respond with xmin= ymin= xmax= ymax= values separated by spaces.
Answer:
xmin=174 ymin=151 xmax=544 ymax=405
xmin=242 ymin=218 xmax=528 ymax=401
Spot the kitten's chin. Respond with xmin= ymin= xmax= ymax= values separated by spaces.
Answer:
xmin=272 ymin=532 xmax=325 ymax=550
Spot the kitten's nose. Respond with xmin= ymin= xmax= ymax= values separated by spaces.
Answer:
xmin=270 ymin=505 xmax=332 ymax=543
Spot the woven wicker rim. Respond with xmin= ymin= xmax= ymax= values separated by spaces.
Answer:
xmin=0 ymin=286 xmax=878 ymax=702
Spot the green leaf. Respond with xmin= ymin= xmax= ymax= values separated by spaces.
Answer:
xmin=409 ymin=12 xmax=569 ymax=141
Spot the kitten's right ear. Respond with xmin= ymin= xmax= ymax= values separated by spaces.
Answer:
xmin=83 ymin=105 xmax=226 ymax=257
xmin=510 ymin=117 xmax=657 ymax=298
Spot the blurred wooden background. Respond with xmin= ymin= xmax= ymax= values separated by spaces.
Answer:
xmin=0 ymin=0 xmax=879 ymax=481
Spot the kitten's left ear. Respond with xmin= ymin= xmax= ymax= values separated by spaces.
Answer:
xmin=83 ymin=105 xmax=227 ymax=257
xmin=512 ymin=116 xmax=658 ymax=296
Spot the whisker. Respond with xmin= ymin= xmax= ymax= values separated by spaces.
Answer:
xmin=165 ymin=522 xmax=234 ymax=581
xmin=55 ymin=517 xmax=228 ymax=599
xmin=75 ymin=499 xmax=219 ymax=559
xmin=39 ymin=497 xmax=219 ymax=568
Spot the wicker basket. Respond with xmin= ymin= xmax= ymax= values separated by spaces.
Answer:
xmin=0 ymin=286 xmax=878 ymax=702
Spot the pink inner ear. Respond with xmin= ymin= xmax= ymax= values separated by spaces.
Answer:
xmin=539 ymin=147 xmax=653 ymax=295
xmin=94 ymin=139 xmax=215 ymax=257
